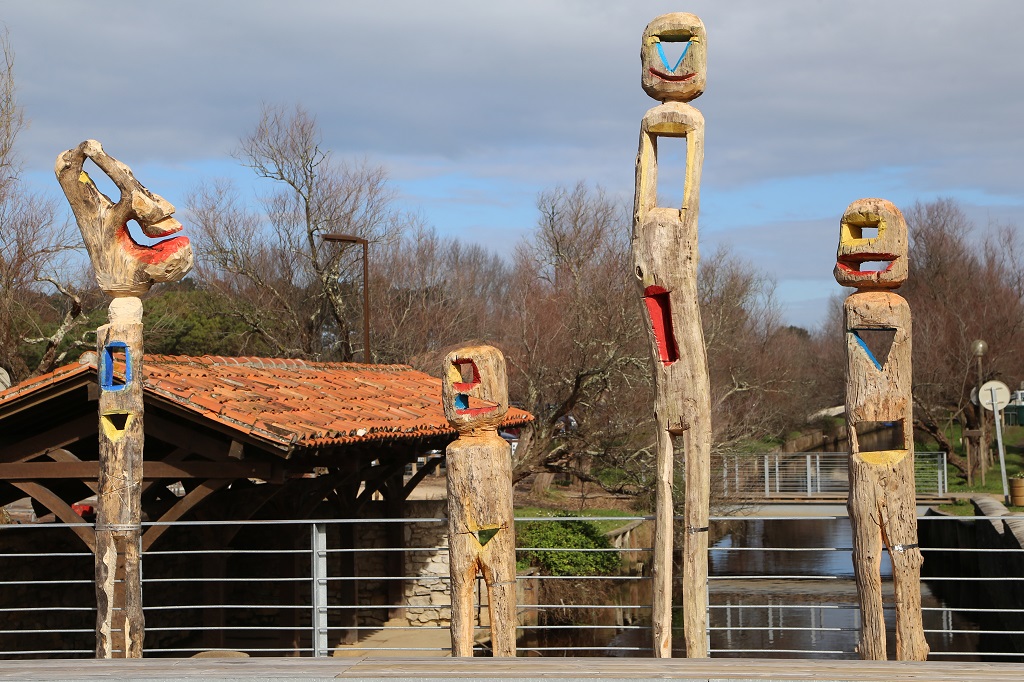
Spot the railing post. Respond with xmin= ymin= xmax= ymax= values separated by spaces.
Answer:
xmin=764 ymin=455 xmax=770 ymax=498
xmin=942 ymin=451 xmax=948 ymax=495
xmin=806 ymin=455 xmax=812 ymax=497
xmin=311 ymin=523 xmax=328 ymax=657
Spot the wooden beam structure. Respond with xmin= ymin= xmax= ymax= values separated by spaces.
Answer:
xmin=632 ymin=13 xmax=710 ymax=658
xmin=834 ymin=198 xmax=928 ymax=660
xmin=442 ymin=345 xmax=516 ymax=657
xmin=56 ymin=139 xmax=193 ymax=658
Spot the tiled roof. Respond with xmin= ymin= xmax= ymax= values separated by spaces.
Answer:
xmin=0 ymin=355 xmax=532 ymax=450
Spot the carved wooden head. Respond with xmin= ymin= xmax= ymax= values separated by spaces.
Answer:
xmin=55 ymin=140 xmax=193 ymax=297
xmin=834 ymin=198 xmax=908 ymax=290
xmin=442 ymin=345 xmax=509 ymax=432
xmin=641 ymin=13 xmax=707 ymax=102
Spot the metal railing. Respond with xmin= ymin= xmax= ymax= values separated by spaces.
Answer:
xmin=718 ymin=452 xmax=948 ymax=498
xmin=0 ymin=507 xmax=1020 ymax=659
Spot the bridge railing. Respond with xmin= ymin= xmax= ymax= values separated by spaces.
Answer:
xmin=1 ymin=503 xmax=1020 ymax=660
xmin=716 ymin=452 xmax=948 ymax=498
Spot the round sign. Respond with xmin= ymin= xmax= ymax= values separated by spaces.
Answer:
xmin=979 ymin=380 xmax=1010 ymax=411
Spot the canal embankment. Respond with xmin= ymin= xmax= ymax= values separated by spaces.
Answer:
xmin=919 ymin=496 xmax=1024 ymax=657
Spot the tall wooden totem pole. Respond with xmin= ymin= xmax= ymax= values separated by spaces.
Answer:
xmin=56 ymin=140 xmax=193 ymax=657
xmin=632 ymin=13 xmax=710 ymax=658
xmin=835 ymin=198 xmax=928 ymax=661
xmin=442 ymin=345 xmax=516 ymax=657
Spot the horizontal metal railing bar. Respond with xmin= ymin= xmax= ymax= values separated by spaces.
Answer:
xmin=145 ymin=626 xmax=310 ymax=632
xmin=709 ymin=575 xmax=841 ymax=580
xmin=708 ymin=604 xmax=857 ymax=610
xmin=144 ymin=548 xmax=307 ymax=556
xmin=922 ymin=606 xmax=1024 ymax=613
xmin=710 ymin=648 xmax=849 ymax=655
xmin=142 ymin=576 xmax=307 ymax=583
xmin=145 ymin=647 xmax=315 ymax=654
xmin=143 ymin=604 xmax=307 ymax=611
xmin=0 ymin=628 xmax=93 ymax=635
xmin=0 ymin=552 xmax=92 ymax=558
xmin=0 ymin=579 xmax=94 ymax=586
xmin=924 ymin=629 xmax=1024 ymax=635
xmin=4 ymin=513 xmax=1017 ymax=530
xmin=2 ymin=606 xmax=94 ymax=612
xmin=322 ymin=603 xmax=651 ymax=611
xmin=926 ymin=651 xmax=1024 ymax=658
xmin=0 ymin=650 xmax=94 ymax=656
xmin=318 ymin=574 xmax=649 ymax=582
xmin=712 ymin=626 xmax=855 ymax=632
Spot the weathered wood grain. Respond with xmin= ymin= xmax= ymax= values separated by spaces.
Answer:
xmin=443 ymin=346 xmax=516 ymax=657
xmin=838 ymin=199 xmax=927 ymax=661
xmin=632 ymin=89 xmax=710 ymax=656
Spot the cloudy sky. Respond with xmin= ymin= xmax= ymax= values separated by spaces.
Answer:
xmin=3 ymin=1 xmax=1023 ymax=329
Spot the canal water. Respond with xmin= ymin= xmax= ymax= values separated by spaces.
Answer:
xmin=705 ymin=514 xmax=980 ymax=659
xmin=527 ymin=510 xmax=985 ymax=658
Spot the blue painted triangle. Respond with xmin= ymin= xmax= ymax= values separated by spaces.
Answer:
xmin=656 ymin=40 xmax=691 ymax=73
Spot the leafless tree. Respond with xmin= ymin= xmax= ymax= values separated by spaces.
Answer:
xmin=902 ymin=198 xmax=1024 ymax=476
xmin=189 ymin=103 xmax=406 ymax=360
xmin=0 ymin=31 xmax=84 ymax=382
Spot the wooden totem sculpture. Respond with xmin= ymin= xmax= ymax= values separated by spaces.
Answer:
xmin=632 ymin=13 xmax=710 ymax=658
xmin=442 ymin=345 xmax=516 ymax=657
xmin=55 ymin=140 xmax=193 ymax=657
xmin=835 ymin=198 xmax=928 ymax=661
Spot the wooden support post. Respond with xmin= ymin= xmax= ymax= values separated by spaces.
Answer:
xmin=633 ymin=13 xmax=710 ymax=658
xmin=55 ymin=140 xmax=193 ymax=658
xmin=834 ymin=199 xmax=928 ymax=661
xmin=442 ymin=346 xmax=516 ymax=657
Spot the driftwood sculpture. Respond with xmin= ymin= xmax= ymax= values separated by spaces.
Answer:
xmin=835 ymin=198 xmax=928 ymax=661
xmin=442 ymin=345 xmax=516 ymax=657
xmin=632 ymin=13 xmax=710 ymax=658
xmin=55 ymin=140 xmax=193 ymax=658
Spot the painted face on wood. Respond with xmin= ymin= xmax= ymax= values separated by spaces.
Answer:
xmin=641 ymin=13 xmax=707 ymax=102
xmin=55 ymin=140 xmax=193 ymax=296
xmin=442 ymin=345 xmax=509 ymax=432
xmin=834 ymin=198 xmax=908 ymax=290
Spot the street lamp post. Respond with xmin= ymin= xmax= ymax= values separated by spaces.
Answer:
xmin=972 ymin=339 xmax=988 ymax=485
xmin=323 ymin=233 xmax=370 ymax=363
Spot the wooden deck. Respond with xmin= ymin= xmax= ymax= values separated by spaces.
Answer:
xmin=1 ymin=657 xmax=1022 ymax=681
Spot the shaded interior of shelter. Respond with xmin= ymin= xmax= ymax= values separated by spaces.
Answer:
xmin=0 ymin=359 xmax=525 ymax=656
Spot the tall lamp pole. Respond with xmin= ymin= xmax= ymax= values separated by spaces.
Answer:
xmin=972 ymin=339 xmax=988 ymax=485
xmin=324 ymin=233 xmax=370 ymax=363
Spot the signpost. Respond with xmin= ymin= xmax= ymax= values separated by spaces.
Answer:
xmin=980 ymin=380 xmax=1011 ymax=505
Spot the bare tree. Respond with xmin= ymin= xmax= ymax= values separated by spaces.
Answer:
xmin=0 ymin=31 xmax=84 ymax=382
xmin=501 ymin=183 xmax=651 ymax=484
xmin=370 ymin=221 xmax=509 ymax=368
xmin=902 ymin=198 xmax=1024 ymax=476
xmin=189 ymin=104 xmax=406 ymax=361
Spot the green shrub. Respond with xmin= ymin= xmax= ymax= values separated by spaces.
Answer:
xmin=516 ymin=512 xmax=621 ymax=576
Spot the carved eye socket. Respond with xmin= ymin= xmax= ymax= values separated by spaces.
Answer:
xmin=635 ymin=266 xmax=644 ymax=280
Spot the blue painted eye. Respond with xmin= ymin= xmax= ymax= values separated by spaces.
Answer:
xmin=656 ymin=41 xmax=691 ymax=73
xmin=100 ymin=342 xmax=132 ymax=392
xmin=455 ymin=394 xmax=469 ymax=410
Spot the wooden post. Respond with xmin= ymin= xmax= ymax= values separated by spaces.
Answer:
xmin=442 ymin=345 xmax=516 ymax=657
xmin=834 ymin=198 xmax=928 ymax=661
xmin=632 ymin=13 xmax=710 ymax=658
xmin=55 ymin=140 xmax=193 ymax=658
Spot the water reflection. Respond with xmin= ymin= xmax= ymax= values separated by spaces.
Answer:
xmin=707 ymin=518 xmax=980 ymax=659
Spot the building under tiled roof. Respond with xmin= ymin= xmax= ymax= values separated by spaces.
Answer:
xmin=0 ymin=354 xmax=532 ymax=452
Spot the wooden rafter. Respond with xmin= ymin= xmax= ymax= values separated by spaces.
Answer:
xmin=141 ymin=479 xmax=232 ymax=552
xmin=10 ymin=481 xmax=96 ymax=552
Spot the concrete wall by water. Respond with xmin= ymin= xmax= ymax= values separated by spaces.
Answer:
xmin=919 ymin=496 xmax=1024 ymax=656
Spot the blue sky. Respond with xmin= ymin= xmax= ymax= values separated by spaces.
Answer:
xmin=4 ymin=1 xmax=1024 ymax=329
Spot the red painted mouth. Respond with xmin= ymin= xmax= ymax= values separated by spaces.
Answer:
xmin=117 ymin=226 xmax=191 ymax=265
xmin=836 ymin=253 xmax=897 ymax=275
xmin=648 ymin=67 xmax=697 ymax=82
xmin=643 ymin=286 xmax=679 ymax=366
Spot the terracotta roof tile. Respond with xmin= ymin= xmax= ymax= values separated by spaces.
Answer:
xmin=1 ymin=354 xmax=532 ymax=451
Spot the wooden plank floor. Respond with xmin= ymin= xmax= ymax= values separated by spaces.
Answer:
xmin=1 ymin=657 xmax=1023 ymax=681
